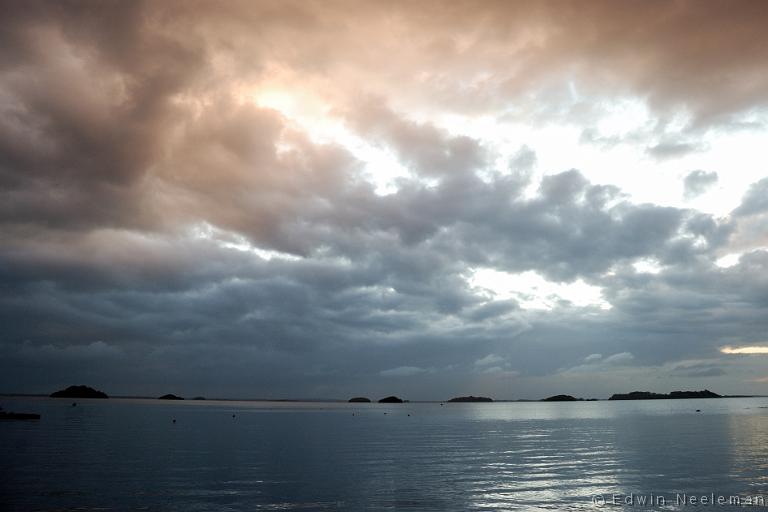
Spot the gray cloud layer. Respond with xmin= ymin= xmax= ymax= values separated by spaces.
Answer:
xmin=2 ymin=1 xmax=768 ymax=399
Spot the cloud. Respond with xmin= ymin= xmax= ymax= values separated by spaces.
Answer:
xmin=683 ymin=170 xmax=719 ymax=199
xmin=1 ymin=1 xmax=768 ymax=400
xmin=603 ymin=352 xmax=635 ymax=364
xmin=481 ymin=367 xmax=520 ymax=378
xmin=667 ymin=359 xmax=727 ymax=378
xmin=678 ymin=367 xmax=726 ymax=378
xmin=646 ymin=141 xmax=706 ymax=161
xmin=474 ymin=354 xmax=504 ymax=367
xmin=380 ymin=366 xmax=431 ymax=377
xmin=733 ymin=178 xmax=768 ymax=217
xmin=509 ymin=145 xmax=537 ymax=174
xmin=557 ymin=352 xmax=635 ymax=375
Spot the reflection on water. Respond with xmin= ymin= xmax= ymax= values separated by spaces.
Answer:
xmin=728 ymin=413 xmax=768 ymax=492
xmin=1 ymin=398 xmax=768 ymax=511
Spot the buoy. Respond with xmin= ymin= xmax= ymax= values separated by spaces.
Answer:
xmin=172 ymin=419 xmax=176 ymax=423
xmin=232 ymin=414 xmax=236 ymax=418
xmin=696 ymin=409 xmax=701 ymax=412
xmin=72 ymin=402 xmax=77 ymax=407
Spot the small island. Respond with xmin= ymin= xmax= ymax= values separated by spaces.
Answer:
xmin=158 ymin=394 xmax=184 ymax=400
xmin=0 ymin=411 xmax=41 ymax=420
xmin=50 ymin=385 xmax=108 ymax=399
xmin=378 ymin=396 xmax=404 ymax=403
xmin=542 ymin=394 xmax=578 ymax=402
xmin=609 ymin=390 xmax=721 ymax=400
xmin=192 ymin=396 xmax=206 ymax=400
xmin=348 ymin=397 xmax=371 ymax=403
xmin=448 ymin=396 xmax=493 ymax=402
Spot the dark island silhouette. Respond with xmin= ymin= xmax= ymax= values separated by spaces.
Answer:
xmin=378 ymin=396 xmax=404 ymax=403
xmin=50 ymin=385 xmax=108 ymax=399
xmin=609 ymin=390 xmax=721 ymax=400
xmin=448 ymin=396 xmax=493 ymax=402
xmin=0 ymin=405 xmax=40 ymax=420
xmin=35 ymin=385 xmax=727 ymax=403
xmin=0 ymin=410 xmax=40 ymax=420
xmin=542 ymin=394 xmax=578 ymax=402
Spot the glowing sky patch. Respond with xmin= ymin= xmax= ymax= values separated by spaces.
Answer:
xmin=633 ymin=259 xmax=663 ymax=274
xmin=721 ymin=346 xmax=768 ymax=355
xmin=192 ymin=223 xmax=301 ymax=261
xmin=425 ymin=98 xmax=767 ymax=217
xmin=247 ymin=88 xmax=410 ymax=194
xmin=468 ymin=268 xmax=611 ymax=311
xmin=716 ymin=253 xmax=742 ymax=268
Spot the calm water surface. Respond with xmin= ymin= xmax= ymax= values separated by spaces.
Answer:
xmin=2 ymin=397 xmax=768 ymax=511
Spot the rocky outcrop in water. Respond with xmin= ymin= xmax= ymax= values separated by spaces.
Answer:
xmin=50 ymin=385 xmax=108 ymax=399
xmin=158 ymin=394 xmax=184 ymax=400
xmin=609 ymin=390 xmax=721 ymax=400
xmin=448 ymin=396 xmax=493 ymax=402
xmin=542 ymin=394 xmax=578 ymax=401
xmin=378 ymin=396 xmax=404 ymax=403
xmin=348 ymin=397 xmax=371 ymax=403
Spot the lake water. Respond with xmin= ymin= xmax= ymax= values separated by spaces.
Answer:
xmin=2 ymin=397 xmax=768 ymax=511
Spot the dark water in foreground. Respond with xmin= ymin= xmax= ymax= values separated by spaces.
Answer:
xmin=2 ymin=397 xmax=768 ymax=511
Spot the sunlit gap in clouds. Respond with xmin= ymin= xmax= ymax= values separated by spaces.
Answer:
xmin=632 ymin=258 xmax=663 ymax=274
xmin=716 ymin=247 xmax=768 ymax=269
xmin=466 ymin=267 xmax=611 ymax=311
xmin=720 ymin=345 xmax=768 ymax=355
xmin=190 ymin=222 xmax=301 ymax=262
xmin=431 ymin=94 xmax=767 ymax=218
xmin=243 ymin=86 xmax=409 ymax=195
xmin=242 ymin=78 xmax=766 ymax=217
xmin=716 ymin=253 xmax=742 ymax=268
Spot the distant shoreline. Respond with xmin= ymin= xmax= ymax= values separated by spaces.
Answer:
xmin=2 ymin=393 xmax=766 ymax=402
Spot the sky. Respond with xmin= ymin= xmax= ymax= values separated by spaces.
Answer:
xmin=2 ymin=0 xmax=768 ymax=400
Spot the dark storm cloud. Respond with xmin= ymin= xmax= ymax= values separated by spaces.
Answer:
xmin=0 ymin=0 xmax=211 ymax=232
xmin=2 ymin=139 xmax=745 ymax=398
xmin=435 ymin=172 xmax=687 ymax=281
xmin=2 ymin=0 xmax=768 ymax=398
